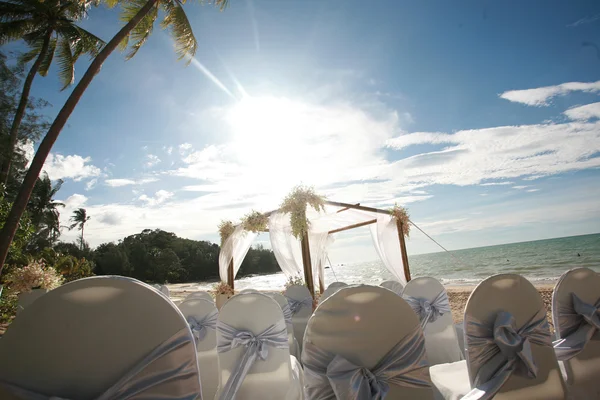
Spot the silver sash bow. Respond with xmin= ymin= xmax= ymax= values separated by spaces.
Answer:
xmin=281 ymin=303 xmax=293 ymax=325
xmin=462 ymin=309 xmax=552 ymax=400
xmin=0 ymin=328 xmax=202 ymax=400
xmin=216 ymin=319 xmax=289 ymax=400
xmin=553 ymin=292 xmax=600 ymax=361
xmin=404 ymin=290 xmax=451 ymax=329
xmin=187 ymin=310 xmax=218 ymax=345
xmin=302 ymin=324 xmax=432 ymax=399
xmin=285 ymin=296 xmax=312 ymax=315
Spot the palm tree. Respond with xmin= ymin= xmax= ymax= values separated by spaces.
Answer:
xmin=69 ymin=208 xmax=90 ymax=250
xmin=0 ymin=0 xmax=230 ymax=276
xmin=0 ymin=0 xmax=105 ymax=186
xmin=28 ymin=172 xmax=64 ymax=244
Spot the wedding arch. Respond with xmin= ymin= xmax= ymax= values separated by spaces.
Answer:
xmin=217 ymin=187 xmax=413 ymax=297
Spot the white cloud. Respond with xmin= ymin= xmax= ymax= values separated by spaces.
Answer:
xmin=145 ymin=154 xmax=161 ymax=167
xmin=139 ymin=190 xmax=173 ymax=206
xmin=480 ymin=181 xmax=514 ymax=186
xmin=105 ymin=177 xmax=158 ymax=187
xmin=386 ymin=121 xmax=600 ymax=186
xmin=512 ymin=185 xmax=529 ymax=190
xmin=564 ymin=102 xmax=600 ymax=120
xmin=500 ymin=80 xmax=600 ymax=106
xmin=85 ymin=178 xmax=98 ymax=191
xmin=527 ymin=189 xmax=540 ymax=193
xmin=179 ymin=143 xmax=193 ymax=155
xmin=43 ymin=154 xmax=102 ymax=181
xmin=164 ymin=146 xmax=173 ymax=155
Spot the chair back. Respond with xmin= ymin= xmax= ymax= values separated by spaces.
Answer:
xmin=284 ymin=284 xmax=313 ymax=350
xmin=464 ymin=274 xmax=567 ymax=400
xmin=268 ymin=292 xmax=300 ymax=358
xmin=380 ymin=279 xmax=404 ymax=295
xmin=179 ymin=298 xmax=219 ymax=400
xmin=185 ymin=291 xmax=214 ymax=302
xmin=403 ymin=277 xmax=463 ymax=365
xmin=0 ymin=276 xmax=201 ymax=399
xmin=552 ymin=267 xmax=600 ymax=398
xmin=319 ymin=282 xmax=347 ymax=302
xmin=302 ymin=285 xmax=434 ymax=399
xmin=216 ymin=293 xmax=293 ymax=399
xmin=239 ymin=288 xmax=259 ymax=294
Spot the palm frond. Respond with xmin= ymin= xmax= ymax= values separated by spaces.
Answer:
xmin=0 ymin=2 xmax=36 ymax=22
xmin=161 ymin=0 xmax=197 ymax=61
xmin=18 ymin=36 xmax=45 ymax=64
xmin=120 ymin=0 xmax=158 ymax=60
xmin=71 ymin=25 xmax=104 ymax=59
xmin=0 ymin=19 xmax=37 ymax=44
xmin=56 ymin=37 xmax=75 ymax=90
xmin=38 ymin=37 xmax=57 ymax=76
xmin=105 ymin=0 xmax=119 ymax=8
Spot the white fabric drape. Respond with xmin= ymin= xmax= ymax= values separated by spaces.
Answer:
xmin=268 ymin=212 xmax=304 ymax=279
xmin=370 ymin=213 xmax=407 ymax=285
xmin=308 ymin=230 xmax=332 ymax=290
xmin=218 ymin=225 xmax=258 ymax=282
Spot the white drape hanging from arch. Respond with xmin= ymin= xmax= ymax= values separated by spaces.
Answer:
xmin=218 ymin=225 xmax=258 ymax=283
xmin=268 ymin=212 xmax=304 ymax=278
xmin=369 ymin=213 xmax=407 ymax=285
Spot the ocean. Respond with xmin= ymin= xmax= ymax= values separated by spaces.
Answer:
xmin=193 ymin=233 xmax=600 ymax=291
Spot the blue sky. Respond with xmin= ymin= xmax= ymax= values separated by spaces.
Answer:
xmin=9 ymin=0 xmax=600 ymax=262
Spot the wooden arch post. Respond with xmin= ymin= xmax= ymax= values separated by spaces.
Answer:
xmin=300 ymin=233 xmax=315 ymax=297
xmin=396 ymin=220 xmax=412 ymax=282
xmin=227 ymin=258 xmax=234 ymax=289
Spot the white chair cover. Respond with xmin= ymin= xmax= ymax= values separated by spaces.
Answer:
xmin=430 ymin=274 xmax=568 ymax=400
xmin=327 ymin=281 xmax=347 ymax=290
xmin=268 ymin=292 xmax=301 ymax=359
xmin=284 ymin=284 xmax=313 ymax=351
xmin=178 ymin=298 xmax=219 ymax=400
xmin=403 ymin=277 xmax=463 ymax=365
xmin=185 ymin=291 xmax=214 ymax=302
xmin=552 ymin=267 xmax=600 ymax=398
xmin=239 ymin=288 xmax=259 ymax=294
xmin=319 ymin=282 xmax=348 ymax=302
xmin=215 ymin=293 xmax=304 ymax=399
xmin=0 ymin=276 xmax=202 ymax=399
xmin=380 ymin=280 xmax=404 ymax=296
xmin=302 ymin=285 xmax=434 ymax=399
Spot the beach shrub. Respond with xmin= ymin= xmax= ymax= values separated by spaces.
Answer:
xmin=4 ymin=260 xmax=63 ymax=294
xmin=212 ymin=281 xmax=234 ymax=296
xmin=54 ymin=255 xmax=94 ymax=283
xmin=284 ymin=275 xmax=305 ymax=289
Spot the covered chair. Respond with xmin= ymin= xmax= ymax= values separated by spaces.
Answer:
xmin=0 ymin=276 xmax=202 ymax=399
xmin=268 ymin=292 xmax=301 ymax=358
xmin=178 ymin=298 xmax=219 ymax=400
xmin=319 ymin=282 xmax=348 ymax=302
xmin=552 ymin=267 xmax=600 ymax=398
xmin=402 ymin=277 xmax=463 ymax=365
xmin=284 ymin=284 xmax=313 ymax=351
xmin=302 ymin=285 xmax=434 ymax=399
xmin=215 ymin=292 xmax=304 ymax=399
xmin=185 ymin=291 xmax=214 ymax=302
xmin=430 ymin=274 xmax=568 ymax=400
xmin=380 ymin=279 xmax=404 ymax=296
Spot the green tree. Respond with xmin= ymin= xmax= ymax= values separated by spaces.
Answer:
xmin=0 ymin=192 xmax=33 ymax=265
xmin=0 ymin=0 xmax=230 ymax=276
xmin=0 ymin=0 xmax=105 ymax=185
xmin=94 ymin=242 xmax=131 ymax=275
xmin=68 ymin=207 xmax=90 ymax=250
xmin=27 ymin=172 xmax=64 ymax=249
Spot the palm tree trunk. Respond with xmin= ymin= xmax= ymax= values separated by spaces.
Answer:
xmin=80 ymin=223 xmax=84 ymax=251
xmin=0 ymin=30 xmax=53 ymax=186
xmin=0 ymin=0 xmax=159 ymax=275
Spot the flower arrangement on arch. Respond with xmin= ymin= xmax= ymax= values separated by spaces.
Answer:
xmin=280 ymin=185 xmax=325 ymax=239
xmin=218 ymin=220 xmax=236 ymax=245
xmin=390 ymin=204 xmax=411 ymax=237
xmin=284 ymin=275 xmax=305 ymax=290
xmin=241 ymin=210 xmax=268 ymax=233
xmin=4 ymin=260 xmax=64 ymax=295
